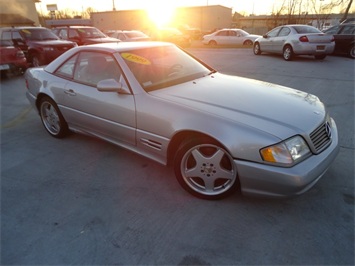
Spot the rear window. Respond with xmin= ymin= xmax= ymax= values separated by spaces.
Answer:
xmin=293 ymin=26 xmax=321 ymax=34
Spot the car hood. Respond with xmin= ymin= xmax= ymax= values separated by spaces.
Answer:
xmin=83 ymin=37 xmax=119 ymax=43
xmin=151 ymin=73 xmax=326 ymax=140
xmin=29 ymin=40 xmax=75 ymax=46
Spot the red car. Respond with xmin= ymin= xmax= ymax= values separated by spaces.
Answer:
xmin=0 ymin=40 xmax=28 ymax=77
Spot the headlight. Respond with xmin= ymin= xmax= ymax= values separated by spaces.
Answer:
xmin=260 ymin=136 xmax=311 ymax=165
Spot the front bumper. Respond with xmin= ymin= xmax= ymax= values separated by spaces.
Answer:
xmin=236 ymin=119 xmax=339 ymax=197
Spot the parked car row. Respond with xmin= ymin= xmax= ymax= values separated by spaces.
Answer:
xmin=0 ymin=23 xmax=353 ymax=77
xmin=51 ymin=26 xmax=119 ymax=45
xmin=0 ymin=26 xmax=78 ymax=68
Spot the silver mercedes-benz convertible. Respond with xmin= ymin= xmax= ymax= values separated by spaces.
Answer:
xmin=25 ymin=42 xmax=339 ymax=199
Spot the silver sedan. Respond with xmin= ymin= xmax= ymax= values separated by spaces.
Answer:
xmin=202 ymin=29 xmax=261 ymax=46
xmin=254 ymin=25 xmax=335 ymax=60
xmin=25 ymin=42 xmax=339 ymax=199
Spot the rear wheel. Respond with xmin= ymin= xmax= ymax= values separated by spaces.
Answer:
xmin=283 ymin=45 xmax=293 ymax=61
xmin=243 ymin=40 xmax=253 ymax=46
xmin=174 ymin=138 xmax=239 ymax=200
xmin=253 ymin=42 xmax=261 ymax=55
xmin=208 ymin=40 xmax=217 ymax=46
xmin=39 ymin=97 xmax=68 ymax=138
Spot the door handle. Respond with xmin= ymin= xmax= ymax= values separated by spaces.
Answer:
xmin=64 ymin=89 xmax=76 ymax=96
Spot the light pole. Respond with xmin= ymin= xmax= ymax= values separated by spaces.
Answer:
xmin=112 ymin=0 xmax=116 ymax=11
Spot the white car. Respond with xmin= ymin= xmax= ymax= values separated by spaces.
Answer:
xmin=25 ymin=42 xmax=339 ymax=199
xmin=202 ymin=29 xmax=261 ymax=46
xmin=254 ymin=25 xmax=335 ymax=60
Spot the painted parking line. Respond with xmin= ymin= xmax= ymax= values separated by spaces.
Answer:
xmin=1 ymin=106 xmax=33 ymax=129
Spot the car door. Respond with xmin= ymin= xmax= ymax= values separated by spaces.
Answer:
xmin=215 ymin=30 xmax=229 ymax=45
xmin=272 ymin=27 xmax=291 ymax=53
xmin=335 ymin=25 xmax=354 ymax=53
xmin=232 ymin=30 xmax=244 ymax=45
xmin=260 ymin=27 xmax=281 ymax=52
xmin=55 ymin=51 xmax=137 ymax=145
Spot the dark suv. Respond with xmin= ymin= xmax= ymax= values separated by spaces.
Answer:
xmin=0 ymin=27 xmax=77 ymax=66
xmin=324 ymin=23 xmax=355 ymax=59
xmin=52 ymin=26 xmax=120 ymax=46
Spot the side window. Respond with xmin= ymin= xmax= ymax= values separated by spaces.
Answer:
xmin=1 ymin=31 xmax=12 ymax=40
xmin=341 ymin=26 xmax=355 ymax=34
xmin=229 ymin=31 xmax=236 ymax=37
xmin=216 ymin=31 xmax=228 ymax=36
xmin=267 ymin=28 xmax=280 ymax=38
xmin=74 ymin=52 xmax=123 ymax=87
xmin=54 ymin=54 xmax=78 ymax=78
xmin=278 ymin=27 xmax=291 ymax=37
xmin=325 ymin=26 xmax=339 ymax=35
xmin=118 ymin=33 xmax=126 ymax=40
xmin=12 ymin=31 xmax=23 ymax=40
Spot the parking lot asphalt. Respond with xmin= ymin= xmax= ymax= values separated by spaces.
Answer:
xmin=1 ymin=48 xmax=354 ymax=265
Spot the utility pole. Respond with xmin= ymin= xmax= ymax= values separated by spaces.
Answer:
xmin=112 ymin=0 xmax=116 ymax=11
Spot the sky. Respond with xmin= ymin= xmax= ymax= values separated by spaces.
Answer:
xmin=36 ymin=0 xmax=283 ymax=16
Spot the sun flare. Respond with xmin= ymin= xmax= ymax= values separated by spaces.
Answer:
xmin=146 ymin=3 xmax=175 ymax=27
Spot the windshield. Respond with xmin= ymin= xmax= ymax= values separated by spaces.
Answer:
xmin=126 ymin=31 xmax=148 ymax=38
xmin=120 ymin=45 xmax=213 ymax=91
xmin=77 ymin=28 xmax=107 ymax=38
xmin=21 ymin=28 xmax=59 ymax=41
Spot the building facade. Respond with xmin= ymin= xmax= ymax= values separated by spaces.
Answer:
xmin=90 ymin=5 xmax=233 ymax=33
xmin=0 ymin=0 xmax=40 ymax=26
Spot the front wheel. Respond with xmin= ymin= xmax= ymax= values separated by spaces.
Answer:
xmin=32 ymin=54 xmax=44 ymax=67
xmin=253 ymin=42 xmax=261 ymax=55
xmin=243 ymin=40 xmax=253 ymax=46
xmin=39 ymin=97 xmax=68 ymax=138
xmin=174 ymin=138 xmax=239 ymax=200
xmin=283 ymin=45 xmax=293 ymax=61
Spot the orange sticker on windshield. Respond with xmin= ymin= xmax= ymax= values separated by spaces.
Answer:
xmin=121 ymin=53 xmax=151 ymax=65
xmin=21 ymin=29 xmax=31 ymax=34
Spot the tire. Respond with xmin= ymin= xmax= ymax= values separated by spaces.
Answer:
xmin=253 ymin=42 xmax=261 ymax=55
xmin=314 ymin=54 xmax=326 ymax=60
xmin=208 ymin=40 xmax=217 ymax=46
xmin=283 ymin=45 xmax=293 ymax=61
xmin=39 ymin=97 xmax=68 ymax=138
xmin=349 ymin=44 xmax=355 ymax=59
xmin=32 ymin=54 xmax=43 ymax=67
xmin=243 ymin=40 xmax=253 ymax=46
xmin=174 ymin=138 xmax=239 ymax=200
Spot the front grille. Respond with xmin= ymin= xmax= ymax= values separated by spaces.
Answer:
xmin=310 ymin=122 xmax=332 ymax=153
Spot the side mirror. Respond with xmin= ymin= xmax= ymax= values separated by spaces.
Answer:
xmin=263 ymin=34 xmax=268 ymax=38
xmin=97 ymin=79 xmax=130 ymax=94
